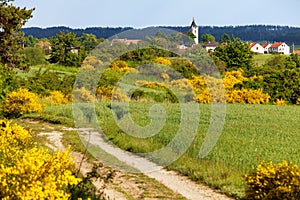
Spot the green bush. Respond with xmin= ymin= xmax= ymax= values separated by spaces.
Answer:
xmin=23 ymin=47 xmax=46 ymax=65
xmin=0 ymin=64 xmax=16 ymax=101
xmin=17 ymin=68 xmax=76 ymax=96
xmin=245 ymin=160 xmax=300 ymax=199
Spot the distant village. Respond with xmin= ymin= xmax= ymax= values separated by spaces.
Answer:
xmin=111 ymin=18 xmax=298 ymax=56
xmin=190 ymin=18 xmax=294 ymax=55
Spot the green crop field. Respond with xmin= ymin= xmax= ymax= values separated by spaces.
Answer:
xmin=34 ymin=102 xmax=300 ymax=199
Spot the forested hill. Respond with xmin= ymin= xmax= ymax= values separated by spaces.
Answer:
xmin=22 ymin=27 xmax=133 ymax=39
xmin=22 ymin=25 xmax=300 ymax=45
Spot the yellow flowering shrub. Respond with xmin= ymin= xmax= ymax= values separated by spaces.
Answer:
xmin=297 ymin=97 xmax=300 ymax=105
xmin=195 ymin=88 xmax=211 ymax=104
xmin=0 ymin=120 xmax=80 ymax=199
xmin=223 ymin=69 xmax=248 ymax=89
xmin=5 ymin=88 xmax=43 ymax=117
xmin=107 ymin=60 xmax=137 ymax=73
xmin=96 ymin=85 xmax=114 ymax=101
xmin=245 ymin=160 xmax=300 ymax=200
xmin=154 ymin=57 xmax=172 ymax=66
xmin=82 ymin=56 xmax=104 ymax=68
xmin=188 ymin=70 xmax=269 ymax=104
xmin=170 ymin=79 xmax=193 ymax=91
xmin=188 ymin=75 xmax=206 ymax=93
xmin=226 ymin=89 xmax=270 ymax=104
xmin=43 ymin=91 xmax=70 ymax=105
xmin=96 ymin=86 xmax=130 ymax=102
xmin=274 ymin=98 xmax=286 ymax=106
xmin=73 ymin=87 xmax=95 ymax=103
xmin=111 ymin=88 xmax=130 ymax=102
xmin=190 ymin=75 xmax=226 ymax=104
xmin=161 ymin=72 xmax=170 ymax=81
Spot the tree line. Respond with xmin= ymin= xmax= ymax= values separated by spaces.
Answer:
xmin=22 ymin=24 xmax=300 ymax=45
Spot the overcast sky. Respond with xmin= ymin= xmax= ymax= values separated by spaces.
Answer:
xmin=14 ymin=0 xmax=300 ymax=28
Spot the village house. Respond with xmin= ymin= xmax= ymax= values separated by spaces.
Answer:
xmin=69 ymin=46 xmax=80 ymax=54
xmin=111 ymin=38 xmax=141 ymax=45
xmin=249 ymin=42 xmax=264 ymax=54
xmin=202 ymin=42 xmax=217 ymax=53
xmin=293 ymin=50 xmax=300 ymax=55
xmin=249 ymin=42 xmax=290 ymax=55
xmin=269 ymin=42 xmax=290 ymax=55
xmin=261 ymin=42 xmax=272 ymax=54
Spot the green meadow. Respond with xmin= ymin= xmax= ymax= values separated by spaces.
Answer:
xmin=33 ymin=102 xmax=300 ymax=199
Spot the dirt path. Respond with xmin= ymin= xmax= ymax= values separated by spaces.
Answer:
xmin=50 ymin=127 xmax=233 ymax=200
xmin=39 ymin=130 xmax=128 ymax=199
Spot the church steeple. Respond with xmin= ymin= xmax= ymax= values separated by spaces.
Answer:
xmin=190 ymin=17 xmax=197 ymax=28
xmin=190 ymin=17 xmax=199 ymax=44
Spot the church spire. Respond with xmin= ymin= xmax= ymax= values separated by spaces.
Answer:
xmin=190 ymin=17 xmax=199 ymax=44
xmin=191 ymin=17 xmax=197 ymax=27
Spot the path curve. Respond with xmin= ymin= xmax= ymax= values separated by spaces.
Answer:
xmin=75 ymin=128 xmax=233 ymax=200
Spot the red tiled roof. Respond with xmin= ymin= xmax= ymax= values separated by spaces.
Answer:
xmin=111 ymin=38 xmax=141 ymax=45
xmin=261 ymin=43 xmax=270 ymax=48
xmin=203 ymin=42 xmax=217 ymax=47
xmin=270 ymin=42 xmax=283 ymax=48
xmin=294 ymin=50 xmax=300 ymax=55
xmin=249 ymin=43 xmax=257 ymax=49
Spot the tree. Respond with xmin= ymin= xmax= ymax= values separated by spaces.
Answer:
xmin=213 ymin=36 xmax=253 ymax=71
xmin=186 ymin=31 xmax=196 ymax=41
xmin=0 ymin=0 xmax=34 ymax=70
xmin=24 ymin=35 xmax=39 ymax=47
xmin=23 ymin=47 xmax=46 ymax=66
xmin=290 ymin=54 xmax=300 ymax=68
xmin=79 ymin=33 xmax=99 ymax=53
xmin=219 ymin=33 xmax=231 ymax=44
xmin=49 ymin=31 xmax=87 ymax=67
xmin=0 ymin=63 xmax=15 ymax=101
xmin=201 ymin=34 xmax=215 ymax=43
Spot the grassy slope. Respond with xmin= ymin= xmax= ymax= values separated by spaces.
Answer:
xmin=36 ymin=102 xmax=300 ymax=199
xmin=253 ymin=54 xmax=273 ymax=66
xmin=16 ymin=63 xmax=78 ymax=79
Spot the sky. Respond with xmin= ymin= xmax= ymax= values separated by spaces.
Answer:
xmin=13 ymin=0 xmax=300 ymax=28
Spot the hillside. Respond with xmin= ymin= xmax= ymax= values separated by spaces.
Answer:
xmin=22 ymin=25 xmax=300 ymax=45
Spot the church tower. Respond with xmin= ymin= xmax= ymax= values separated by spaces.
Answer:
xmin=190 ymin=17 xmax=199 ymax=44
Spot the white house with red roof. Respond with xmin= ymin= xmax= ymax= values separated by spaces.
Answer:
xmin=111 ymin=38 xmax=141 ymax=45
xmin=269 ymin=42 xmax=290 ymax=55
xmin=249 ymin=42 xmax=264 ymax=54
xmin=202 ymin=42 xmax=217 ymax=53
xmin=261 ymin=42 xmax=272 ymax=54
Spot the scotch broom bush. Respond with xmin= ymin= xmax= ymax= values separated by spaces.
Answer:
xmin=274 ymin=98 xmax=286 ymax=106
xmin=0 ymin=120 xmax=80 ymax=199
xmin=154 ymin=57 xmax=172 ymax=66
xmin=107 ymin=60 xmax=137 ymax=73
xmin=43 ymin=90 xmax=70 ymax=105
xmin=245 ymin=160 xmax=300 ymax=199
xmin=5 ymin=88 xmax=43 ymax=117
xmin=297 ymin=97 xmax=300 ymax=105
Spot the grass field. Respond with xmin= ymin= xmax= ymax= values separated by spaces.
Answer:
xmin=32 ymin=102 xmax=300 ymax=199
xmin=252 ymin=54 xmax=273 ymax=66
xmin=16 ymin=63 xmax=79 ymax=79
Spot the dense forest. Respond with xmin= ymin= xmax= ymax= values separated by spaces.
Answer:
xmin=23 ymin=25 xmax=300 ymax=45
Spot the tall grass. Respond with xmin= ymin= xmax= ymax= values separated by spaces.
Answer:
xmin=40 ymin=102 xmax=300 ymax=199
